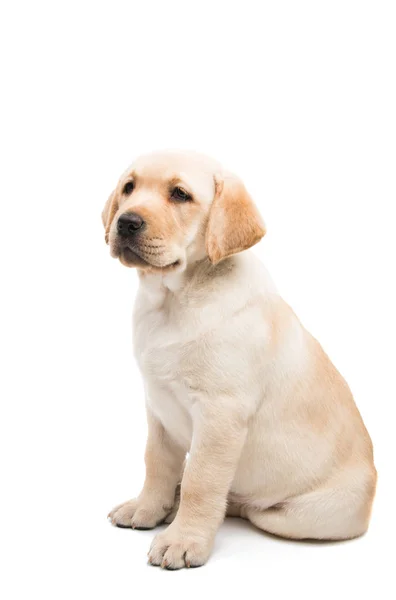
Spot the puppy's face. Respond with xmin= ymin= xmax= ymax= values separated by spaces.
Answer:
xmin=102 ymin=151 xmax=266 ymax=272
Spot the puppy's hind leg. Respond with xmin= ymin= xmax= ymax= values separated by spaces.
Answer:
xmin=243 ymin=471 xmax=376 ymax=541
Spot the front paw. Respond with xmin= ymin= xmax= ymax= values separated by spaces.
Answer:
xmin=108 ymin=498 xmax=172 ymax=530
xmin=148 ymin=525 xmax=213 ymax=570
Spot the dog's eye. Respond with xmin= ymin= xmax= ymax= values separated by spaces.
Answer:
xmin=122 ymin=181 xmax=135 ymax=195
xmin=171 ymin=187 xmax=191 ymax=202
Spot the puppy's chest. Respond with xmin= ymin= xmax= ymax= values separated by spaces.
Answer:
xmin=134 ymin=308 xmax=204 ymax=389
xmin=133 ymin=306 xmax=203 ymax=447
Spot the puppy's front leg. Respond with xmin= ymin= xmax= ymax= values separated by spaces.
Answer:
xmin=108 ymin=408 xmax=185 ymax=529
xmin=148 ymin=401 xmax=247 ymax=569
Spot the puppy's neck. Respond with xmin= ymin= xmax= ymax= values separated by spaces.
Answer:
xmin=137 ymin=252 xmax=275 ymax=313
xmin=137 ymin=256 xmax=235 ymax=302
xmin=160 ymin=268 xmax=187 ymax=294
xmin=137 ymin=258 xmax=206 ymax=300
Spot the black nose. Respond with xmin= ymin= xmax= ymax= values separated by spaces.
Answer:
xmin=117 ymin=212 xmax=145 ymax=236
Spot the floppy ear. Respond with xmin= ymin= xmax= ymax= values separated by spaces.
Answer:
xmin=101 ymin=190 xmax=118 ymax=244
xmin=206 ymin=175 xmax=266 ymax=264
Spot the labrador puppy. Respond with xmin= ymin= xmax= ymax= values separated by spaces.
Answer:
xmin=104 ymin=150 xmax=376 ymax=569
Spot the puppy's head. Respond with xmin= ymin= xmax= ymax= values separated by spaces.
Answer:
xmin=102 ymin=151 xmax=265 ymax=271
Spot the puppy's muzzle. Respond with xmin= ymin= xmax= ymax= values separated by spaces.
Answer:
xmin=117 ymin=212 xmax=145 ymax=237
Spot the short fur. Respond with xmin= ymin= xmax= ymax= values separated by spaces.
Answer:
xmin=104 ymin=150 xmax=376 ymax=570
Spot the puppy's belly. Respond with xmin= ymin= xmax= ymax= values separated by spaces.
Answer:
xmin=146 ymin=380 xmax=193 ymax=452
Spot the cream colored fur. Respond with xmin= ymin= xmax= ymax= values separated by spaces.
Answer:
xmin=104 ymin=151 xmax=376 ymax=570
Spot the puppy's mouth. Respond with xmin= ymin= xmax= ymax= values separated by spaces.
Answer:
xmin=116 ymin=243 xmax=180 ymax=271
xmin=120 ymin=247 xmax=148 ymax=267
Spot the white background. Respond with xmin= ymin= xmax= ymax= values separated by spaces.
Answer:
xmin=1 ymin=1 xmax=395 ymax=598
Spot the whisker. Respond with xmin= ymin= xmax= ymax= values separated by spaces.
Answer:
xmin=169 ymin=210 xmax=184 ymax=233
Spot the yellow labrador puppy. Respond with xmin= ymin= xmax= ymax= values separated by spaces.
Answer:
xmin=104 ymin=150 xmax=376 ymax=569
